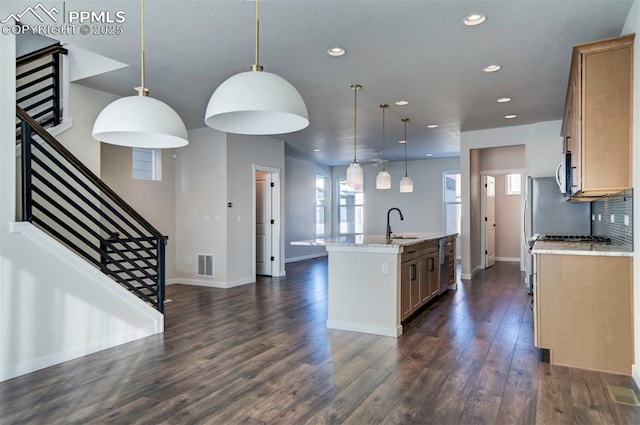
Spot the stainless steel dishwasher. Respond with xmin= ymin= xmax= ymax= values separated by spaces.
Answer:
xmin=439 ymin=238 xmax=453 ymax=295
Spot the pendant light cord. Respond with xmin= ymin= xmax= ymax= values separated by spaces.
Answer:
xmin=136 ymin=0 xmax=148 ymax=96
xmin=403 ymin=118 xmax=409 ymax=177
xmin=351 ymin=84 xmax=361 ymax=163
xmin=252 ymin=0 xmax=263 ymax=71
xmin=380 ymin=104 xmax=388 ymax=171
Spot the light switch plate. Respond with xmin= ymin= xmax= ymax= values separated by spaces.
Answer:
xmin=625 ymin=215 xmax=630 ymax=226
xmin=610 ymin=214 xmax=615 ymax=223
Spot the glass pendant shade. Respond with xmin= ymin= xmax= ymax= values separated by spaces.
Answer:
xmin=400 ymin=176 xmax=414 ymax=193
xmin=204 ymin=70 xmax=309 ymax=135
xmin=376 ymin=170 xmax=391 ymax=189
xmin=346 ymin=161 xmax=364 ymax=187
xmin=93 ymin=95 xmax=188 ymax=148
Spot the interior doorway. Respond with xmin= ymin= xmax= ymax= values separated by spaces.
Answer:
xmin=253 ymin=165 xmax=282 ymax=278
xmin=482 ymin=175 xmax=496 ymax=268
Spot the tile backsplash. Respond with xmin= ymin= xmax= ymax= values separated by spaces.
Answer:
xmin=591 ymin=189 xmax=633 ymax=249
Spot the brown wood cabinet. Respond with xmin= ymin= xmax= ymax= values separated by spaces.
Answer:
xmin=561 ymin=34 xmax=634 ymax=200
xmin=400 ymin=241 xmax=441 ymax=321
xmin=533 ymin=253 xmax=633 ymax=375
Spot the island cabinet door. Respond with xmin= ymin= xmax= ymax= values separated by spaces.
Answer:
xmin=419 ymin=256 xmax=429 ymax=303
xmin=409 ymin=260 xmax=421 ymax=310
xmin=427 ymin=252 xmax=439 ymax=298
xmin=400 ymin=261 xmax=413 ymax=320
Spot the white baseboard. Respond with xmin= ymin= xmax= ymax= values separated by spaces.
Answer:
xmin=0 ymin=325 xmax=159 ymax=383
xmin=495 ymin=257 xmax=520 ymax=262
xmin=168 ymin=276 xmax=255 ymax=289
xmin=326 ymin=320 xmax=402 ymax=337
xmin=461 ymin=265 xmax=482 ymax=280
xmin=285 ymin=252 xmax=328 ymax=263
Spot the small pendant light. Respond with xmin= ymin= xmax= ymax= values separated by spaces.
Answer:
xmin=376 ymin=104 xmax=391 ymax=190
xmin=346 ymin=84 xmax=363 ymax=188
xmin=92 ymin=0 xmax=188 ymax=148
xmin=400 ymin=118 xmax=414 ymax=193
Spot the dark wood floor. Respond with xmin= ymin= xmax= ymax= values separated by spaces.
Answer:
xmin=1 ymin=259 xmax=639 ymax=424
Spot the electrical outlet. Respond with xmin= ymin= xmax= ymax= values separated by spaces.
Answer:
xmin=592 ymin=214 xmax=596 ymax=221
xmin=625 ymin=215 xmax=630 ymax=226
xmin=187 ymin=256 xmax=192 ymax=264
xmin=598 ymin=214 xmax=602 ymax=221
xmin=610 ymin=214 xmax=615 ymax=223
xmin=381 ymin=262 xmax=389 ymax=275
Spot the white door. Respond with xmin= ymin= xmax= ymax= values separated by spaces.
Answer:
xmin=255 ymin=173 xmax=273 ymax=276
xmin=484 ymin=175 xmax=496 ymax=268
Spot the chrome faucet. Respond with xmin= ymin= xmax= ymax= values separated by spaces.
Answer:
xmin=386 ymin=207 xmax=404 ymax=241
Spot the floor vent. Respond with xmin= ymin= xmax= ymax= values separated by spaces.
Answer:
xmin=607 ymin=385 xmax=640 ymax=407
xmin=197 ymin=254 xmax=214 ymax=277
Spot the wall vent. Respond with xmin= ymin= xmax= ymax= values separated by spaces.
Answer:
xmin=197 ymin=254 xmax=214 ymax=277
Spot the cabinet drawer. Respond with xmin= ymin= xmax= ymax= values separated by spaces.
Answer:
xmin=421 ymin=240 xmax=438 ymax=256
xmin=401 ymin=244 xmax=421 ymax=262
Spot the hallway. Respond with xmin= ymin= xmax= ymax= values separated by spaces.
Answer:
xmin=0 ymin=260 xmax=639 ymax=424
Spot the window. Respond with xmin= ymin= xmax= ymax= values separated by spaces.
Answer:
xmin=338 ymin=178 xmax=364 ymax=236
xmin=443 ymin=172 xmax=461 ymax=235
xmin=506 ymin=173 xmax=522 ymax=195
xmin=315 ymin=175 xmax=327 ymax=236
xmin=132 ymin=148 xmax=162 ymax=181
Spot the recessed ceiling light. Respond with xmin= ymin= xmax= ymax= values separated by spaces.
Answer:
xmin=505 ymin=114 xmax=518 ymax=119
xmin=497 ymin=97 xmax=512 ymax=103
xmin=426 ymin=153 xmax=434 ymax=157
xmin=483 ymin=65 xmax=502 ymax=73
xmin=395 ymin=100 xmax=409 ymax=106
xmin=427 ymin=124 xmax=439 ymax=129
xmin=463 ymin=14 xmax=487 ymax=26
xmin=327 ymin=47 xmax=346 ymax=57
xmin=312 ymin=148 xmax=320 ymax=152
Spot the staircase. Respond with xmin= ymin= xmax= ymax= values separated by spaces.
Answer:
xmin=15 ymin=40 xmax=166 ymax=313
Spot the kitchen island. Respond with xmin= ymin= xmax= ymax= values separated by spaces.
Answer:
xmin=531 ymin=241 xmax=633 ymax=375
xmin=293 ymin=233 xmax=457 ymax=337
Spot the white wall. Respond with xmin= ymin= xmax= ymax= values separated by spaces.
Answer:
xmin=174 ymin=127 xmax=228 ymax=284
xmin=101 ymin=145 xmax=177 ymax=279
xmin=56 ymin=84 xmax=117 ymax=175
xmin=622 ymin=0 xmax=640 ymax=388
xmin=332 ymin=157 xmax=460 ymax=235
xmin=285 ymin=157 xmax=331 ymax=262
xmin=173 ymin=130 xmax=285 ymax=286
xmin=227 ymin=133 xmax=286 ymax=281
xmin=461 ymin=121 xmax=562 ymax=277
xmin=1 ymin=35 xmax=162 ymax=382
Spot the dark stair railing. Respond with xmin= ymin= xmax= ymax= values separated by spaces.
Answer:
xmin=17 ymin=106 xmax=167 ymax=313
xmin=16 ymin=43 xmax=67 ymax=134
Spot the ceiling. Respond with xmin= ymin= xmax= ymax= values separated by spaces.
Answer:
xmin=7 ymin=0 xmax=634 ymax=166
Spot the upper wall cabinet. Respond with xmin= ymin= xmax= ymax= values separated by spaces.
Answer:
xmin=561 ymin=34 xmax=634 ymax=200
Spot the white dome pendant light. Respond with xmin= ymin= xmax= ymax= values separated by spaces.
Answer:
xmin=204 ymin=0 xmax=309 ymax=135
xmin=92 ymin=0 xmax=188 ymax=148
xmin=346 ymin=84 xmax=363 ymax=189
xmin=400 ymin=118 xmax=414 ymax=193
xmin=376 ymin=104 xmax=391 ymax=189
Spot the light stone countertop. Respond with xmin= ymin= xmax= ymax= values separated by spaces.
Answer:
xmin=291 ymin=233 xmax=457 ymax=249
xmin=531 ymin=241 xmax=633 ymax=257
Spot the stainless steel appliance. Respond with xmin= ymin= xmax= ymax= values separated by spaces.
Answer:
xmin=556 ymin=152 xmax=572 ymax=196
xmin=439 ymin=238 xmax=453 ymax=295
xmin=523 ymin=176 xmax=591 ymax=292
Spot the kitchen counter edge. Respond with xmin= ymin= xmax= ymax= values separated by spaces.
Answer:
xmin=531 ymin=241 xmax=633 ymax=257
